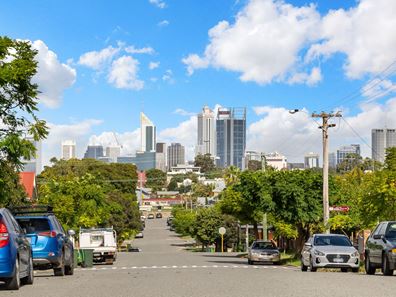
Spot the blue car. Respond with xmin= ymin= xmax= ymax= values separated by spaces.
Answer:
xmin=13 ymin=206 xmax=74 ymax=277
xmin=0 ymin=208 xmax=34 ymax=290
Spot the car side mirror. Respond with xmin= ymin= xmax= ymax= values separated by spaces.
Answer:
xmin=304 ymin=242 xmax=312 ymax=248
xmin=373 ymin=234 xmax=383 ymax=240
xmin=68 ymin=230 xmax=76 ymax=237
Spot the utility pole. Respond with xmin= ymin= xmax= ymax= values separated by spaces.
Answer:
xmin=312 ymin=111 xmax=342 ymax=233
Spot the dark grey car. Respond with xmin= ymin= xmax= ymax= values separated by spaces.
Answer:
xmin=365 ymin=221 xmax=396 ymax=276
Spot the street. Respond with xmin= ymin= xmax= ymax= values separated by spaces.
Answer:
xmin=2 ymin=218 xmax=396 ymax=297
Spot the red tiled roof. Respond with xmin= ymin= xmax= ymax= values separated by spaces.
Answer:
xmin=19 ymin=172 xmax=36 ymax=200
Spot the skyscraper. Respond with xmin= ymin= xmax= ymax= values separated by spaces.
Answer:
xmin=22 ymin=136 xmax=42 ymax=174
xmin=84 ymin=145 xmax=104 ymax=159
xmin=336 ymin=144 xmax=361 ymax=165
xmin=167 ymin=143 xmax=185 ymax=169
xmin=106 ymin=146 xmax=121 ymax=163
xmin=197 ymin=106 xmax=216 ymax=157
xmin=141 ymin=112 xmax=156 ymax=152
xmin=156 ymin=142 xmax=167 ymax=172
xmin=372 ymin=129 xmax=396 ymax=163
xmin=304 ymin=152 xmax=319 ymax=169
xmin=61 ymin=140 xmax=76 ymax=160
xmin=216 ymin=107 xmax=246 ymax=169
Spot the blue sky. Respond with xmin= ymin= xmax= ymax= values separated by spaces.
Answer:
xmin=1 ymin=0 xmax=396 ymax=164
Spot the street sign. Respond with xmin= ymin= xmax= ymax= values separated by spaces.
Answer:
xmin=329 ymin=206 xmax=350 ymax=212
xmin=218 ymin=227 xmax=226 ymax=235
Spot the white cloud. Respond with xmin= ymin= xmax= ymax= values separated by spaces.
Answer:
xmin=159 ymin=116 xmax=197 ymax=161
xmin=162 ymin=69 xmax=174 ymax=83
xmin=173 ymin=108 xmax=196 ymax=116
xmin=149 ymin=0 xmax=166 ymax=9
xmin=32 ymin=40 xmax=76 ymax=108
xmin=149 ymin=61 xmax=160 ymax=70
xmin=88 ymin=129 xmax=140 ymax=156
xmin=108 ymin=56 xmax=144 ymax=90
xmin=125 ymin=46 xmax=155 ymax=55
xmin=158 ymin=20 xmax=170 ymax=27
xmin=247 ymin=98 xmax=396 ymax=163
xmin=184 ymin=0 xmax=396 ymax=85
xmin=361 ymin=79 xmax=396 ymax=102
xmin=78 ymin=46 xmax=120 ymax=70
xmin=42 ymin=119 xmax=102 ymax=166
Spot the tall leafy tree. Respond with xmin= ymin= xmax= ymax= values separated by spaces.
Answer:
xmin=145 ymin=168 xmax=167 ymax=192
xmin=0 ymin=36 xmax=48 ymax=167
xmin=194 ymin=153 xmax=215 ymax=173
xmin=385 ymin=147 xmax=396 ymax=171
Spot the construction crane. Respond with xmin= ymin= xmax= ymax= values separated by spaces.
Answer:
xmin=112 ymin=132 xmax=123 ymax=148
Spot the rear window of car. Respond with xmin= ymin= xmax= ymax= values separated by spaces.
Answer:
xmin=314 ymin=236 xmax=351 ymax=246
xmin=252 ymin=242 xmax=276 ymax=249
xmin=16 ymin=218 xmax=51 ymax=234
xmin=386 ymin=223 xmax=396 ymax=238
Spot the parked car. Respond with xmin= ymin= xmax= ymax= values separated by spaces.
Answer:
xmin=365 ymin=221 xmax=396 ymax=276
xmin=248 ymin=240 xmax=280 ymax=265
xmin=167 ymin=216 xmax=173 ymax=226
xmin=147 ymin=214 xmax=155 ymax=219
xmin=135 ymin=231 xmax=144 ymax=238
xmin=79 ymin=228 xmax=117 ymax=265
xmin=0 ymin=208 xmax=34 ymax=290
xmin=301 ymin=234 xmax=359 ymax=272
xmin=13 ymin=205 xmax=74 ymax=276
xmin=156 ymin=213 xmax=163 ymax=219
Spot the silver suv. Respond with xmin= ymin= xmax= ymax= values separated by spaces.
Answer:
xmin=301 ymin=234 xmax=359 ymax=272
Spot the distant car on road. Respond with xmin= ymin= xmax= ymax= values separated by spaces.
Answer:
xmin=167 ymin=216 xmax=173 ymax=226
xmin=301 ymin=234 xmax=359 ymax=272
xmin=0 ymin=208 xmax=34 ymax=290
xmin=13 ymin=205 xmax=75 ymax=277
xmin=135 ymin=231 xmax=144 ymax=238
xmin=147 ymin=214 xmax=155 ymax=219
xmin=248 ymin=240 xmax=280 ymax=265
xmin=365 ymin=221 xmax=396 ymax=276
xmin=155 ymin=213 xmax=162 ymax=219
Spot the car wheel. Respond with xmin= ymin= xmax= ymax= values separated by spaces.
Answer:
xmin=65 ymin=253 xmax=74 ymax=276
xmin=365 ymin=253 xmax=376 ymax=275
xmin=310 ymin=257 xmax=317 ymax=272
xmin=382 ymin=254 xmax=394 ymax=276
xmin=5 ymin=257 xmax=20 ymax=290
xmin=248 ymin=259 xmax=253 ymax=265
xmin=54 ymin=254 xmax=65 ymax=277
xmin=352 ymin=267 xmax=359 ymax=273
xmin=273 ymin=261 xmax=281 ymax=265
xmin=301 ymin=260 xmax=308 ymax=272
xmin=22 ymin=256 xmax=34 ymax=285
xmin=341 ymin=268 xmax=348 ymax=273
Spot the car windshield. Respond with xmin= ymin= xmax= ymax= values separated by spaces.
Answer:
xmin=252 ymin=242 xmax=276 ymax=250
xmin=314 ymin=236 xmax=351 ymax=246
xmin=386 ymin=223 xmax=396 ymax=239
xmin=16 ymin=218 xmax=51 ymax=234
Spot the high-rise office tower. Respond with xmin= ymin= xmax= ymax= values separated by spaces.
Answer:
xmin=84 ymin=145 xmax=104 ymax=159
xmin=22 ymin=136 xmax=42 ymax=174
xmin=329 ymin=152 xmax=337 ymax=169
xmin=61 ymin=140 xmax=76 ymax=160
xmin=336 ymin=144 xmax=361 ymax=165
xmin=156 ymin=142 xmax=167 ymax=172
xmin=106 ymin=146 xmax=121 ymax=163
xmin=197 ymin=106 xmax=216 ymax=157
xmin=372 ymin=129 xmax=396 ymax=163
xmin=216 ymin=107 xmax=246 ymax=169
xmin=167 ymin=143 xmax=185 ymax=169
xmin=304 ymin=152 xmax=319 ymax=169
xmin=141 ymin=112 xmax=156 ymax=152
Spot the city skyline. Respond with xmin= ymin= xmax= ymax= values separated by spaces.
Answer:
xmin=2 ymin=1 xmax=395 ymax=167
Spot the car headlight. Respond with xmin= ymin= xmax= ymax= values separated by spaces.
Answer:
xmin=314 ymin=250 xmax=325 ymax=256
xmin=351 ymin=251 xmax=359 ymax=257
xmin=391 ymin=248 xmax=396 ymax=254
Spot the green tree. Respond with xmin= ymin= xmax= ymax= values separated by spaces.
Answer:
xmin=194 ymin=154 xmax=215 ymax=173
xmin=336 ymin=153 xmax=362 ymax=173
xmin=0 ymin=161 xmax=27 ymax=207
xmin=0 ymin=36 xmax=48 ymax=167
xmin=191 ymin=207 xmax=223 ymax=250
xmin=385 ymin=147 xmax=396 ymax=171
xmin=223 ymin=166 xmax=241 ymax=186
xmin=145 ymin=168 xmax=167 ymax=192
xmin=171 ymin=206 xmax=196 ymax=236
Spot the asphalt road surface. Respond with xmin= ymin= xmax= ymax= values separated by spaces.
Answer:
xmin=2 ymin=217 xmax=396 ymax=297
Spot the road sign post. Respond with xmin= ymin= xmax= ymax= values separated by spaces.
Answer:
xmin=219 ymin=227 xmax=226 ymax=253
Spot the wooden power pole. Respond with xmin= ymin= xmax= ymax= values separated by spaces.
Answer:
xmin=312 ymin=111 xmax=342 ymax=233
